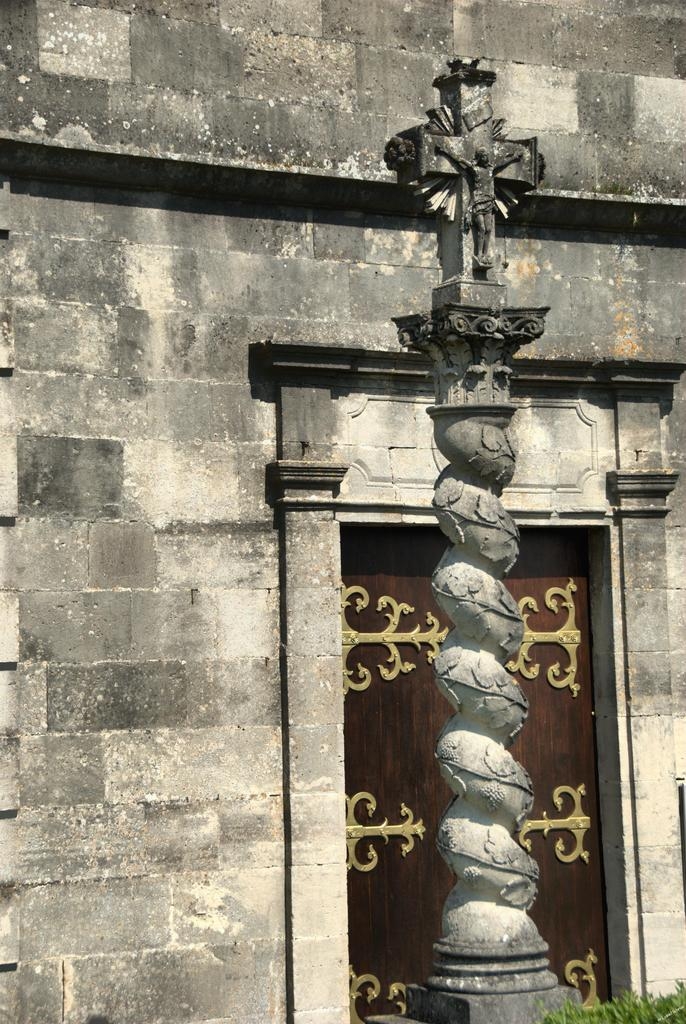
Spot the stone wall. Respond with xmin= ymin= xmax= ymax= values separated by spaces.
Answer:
xmin=0 ymin=0 xmax=684 ymax=194
xmin=0 ymin=1 xmax=683 ymax=1021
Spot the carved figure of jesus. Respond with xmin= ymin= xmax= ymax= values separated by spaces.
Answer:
xmin=438 ymin=143 xmax=522 ymax=268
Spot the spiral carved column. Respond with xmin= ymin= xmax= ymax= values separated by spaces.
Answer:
xmin=381 ymin=305 xmax=577 ymax=1024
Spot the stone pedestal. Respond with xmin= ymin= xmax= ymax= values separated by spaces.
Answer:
xmin=371 ymin=981 xmax=576 ymax=1024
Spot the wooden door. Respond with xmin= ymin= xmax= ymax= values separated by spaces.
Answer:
xmin=342 ymin=525 xmax=609 ymax=1022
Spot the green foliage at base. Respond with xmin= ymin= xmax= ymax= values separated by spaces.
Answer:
xmin=540 ymin=983 xmax=686 ymax=1024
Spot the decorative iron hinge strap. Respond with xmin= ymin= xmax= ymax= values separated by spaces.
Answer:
xmin=518 ymin=783 xmax=590 ymax=864
xmin=564 ymin=948 xmax=598 ymax=1009
xmin=349 ymin=966 xmax=407 ymax=1023
xmin=342 ymin=584 xmax=448 ymax=695
xmin=346 ymin=791 xmax=425 ymax=872
xmin=506 ymin=578 xmax=582 ymax=697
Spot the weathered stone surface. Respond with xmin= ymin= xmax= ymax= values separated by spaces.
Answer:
xmin=188 ymin=658 xmax=281 ymax=728
xmin=130 ymin=590 xmax=219 ymax=661
xmin=199 ymin=250 xmax=350 ymax=318
xmin=89 ymin=521 xmax=155 ymax=589
xmin=313 ymin=211 xmax=365 ymax=263
xmin=73 ymin=0 xmax=219 ymax=20
xmin=13 ymin=299 xmax=118 ymax=376
xmin=217 ymin=794 xmax=284 ymax=871
xmin=20 ymin=734 xmax=105 ymax=807
xmin=349 ymin=264 xmax=437 ymax=322
xmin=47 ymin=661 xmax=188 ymax=732
xmin=0 ymin=736 xmax=19 ymax=810
xmin=0 ymin=5 xmax=684 ymax=1019
xmin=117 ymin=307 xmax=252 ymax=382
xmin=209 ymin=383 xmax=275 ymax=443
xmin=322 ymin=0 xmax=452 ymax=52
xmin=356 ymin=46 xmax=437 ymax=120
xmin=131 ymin=15 xmax=242 ymax=92
xmin=122 ymin=439 xmax=271 ymax=526
xmin=219 ymin=0 xmax=320 ymax=35
xmin=37 ymin=1 xmax=132 ymax=81
xmin=10 ymin=179 xmax=97 ymax=239
xmin=107 ymin=81 xmax=214 ymax=155
xmin=471 ymin=1 xmax=558 ymax=66
xmin=0 ymin=2 xmax=38 ymax=71
xmin=0 ymin=959 xmax=62 ymax=1024
xmin=244 ymin=33 xmax=356 ymax=111
xmin=492 ymin=63 xmax=579 ymax=134
xmin=16 ymin=662 xmax=48 ymax=737
xmin=21 ymin=876 xmax=172 ymax=958
xmin=0 ymin=593 xmax=19 ymax=664
xmin=155 ymin=524 xmax=277 ymax=590
xmin=18 ymin=437 xmax=124 ymax=519
xmin=1 ymin=519 xmax=88 ymax=591
xmin=11 ymin=236 xmax=126 ymax=305
xmin=54 ymin=655 xmax=279 ymax=740
xmin=104 ymin=726 xmax=281 ymax=803
xmin=577 ymin=71 xmax=635 ymax=139
xmin=171 ymin=868 xmax=285 ymax=944
xmin=289 ymin=724 xmax=344 ymax=795
xmin=64 ymin=942 xmax=285 ymax=1024
xmin=364 ymin=214 xmax=439 ymax=268
xmin=16 ymin=372 xmax=147 ymax=440
xmin=0 ymin=669 xmax=17 ymax=736
xmin=20 ymin=591 xmax=132 ymax=662
xmin=634 ymin=74 xmax=686 ymax=141
xmin=553 ymin=11 xmax=678 ymax=77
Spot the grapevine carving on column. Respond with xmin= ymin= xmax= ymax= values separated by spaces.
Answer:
xmin=379 ymin=59 xmax=579 ymax=1023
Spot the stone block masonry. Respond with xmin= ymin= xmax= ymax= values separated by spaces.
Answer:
xmin=0 ymin=172 xmax=479 ymax=1023
xmin=1 ymin=174 xmax=685 ymax=1015
xmin=0 ymin=0 xmax=682 ymax=195
xmin=0 ymin=2 xmax=683 ymax=1019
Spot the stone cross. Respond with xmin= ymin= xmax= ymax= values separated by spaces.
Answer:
xmin=381 ymin=58 xmax=577 ymax=1024
xmin=385 ymin=59 xmax=541 ymax=309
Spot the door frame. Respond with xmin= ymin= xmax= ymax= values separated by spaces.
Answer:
xmin=262 ymin=341 xmax=686 ymax=1022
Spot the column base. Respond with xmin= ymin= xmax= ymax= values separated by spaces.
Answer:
xmin=369 ymin=982 xmax=580 ymax=1024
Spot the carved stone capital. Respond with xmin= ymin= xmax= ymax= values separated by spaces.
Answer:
xmin=393 ymin=303 xmax=548 ymax=405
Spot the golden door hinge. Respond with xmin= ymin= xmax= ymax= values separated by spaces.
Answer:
xmin=346 ymin=791 xmax=425 ymax=872
xmin=506 ymin=579 xmax=582 ymax=697
xmin=564 ymin=948 xmax=598 ymax=1009
xmin=518 ymin=784 xmax=591 ymax=864
xmin=349 ymin=966 xmax=407 ymax=1023
xmin=342 ymin=584 xmax=448 ymax=695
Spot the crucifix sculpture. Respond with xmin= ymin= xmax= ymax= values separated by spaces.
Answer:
xmin=374 ymin=59 xmax=580 ymax=1024
xmin=385 ymin=58 xmax=540 ymax=307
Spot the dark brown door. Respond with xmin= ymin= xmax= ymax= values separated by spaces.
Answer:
xmin=342 ymin=525 xmax=609 ymax=1022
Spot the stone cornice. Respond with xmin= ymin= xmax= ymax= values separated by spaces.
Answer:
xmin=1 ymin=136 xmax=685 ymax=235
xmin=255 ymin=341 xmax=686 ymax=394
xmin=607 ymin=470 xmax=679 ymax=517
xmin=267 ymin=460 xmax=349 ymax=507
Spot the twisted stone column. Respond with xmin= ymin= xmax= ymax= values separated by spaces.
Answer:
xmin=383 ymin=304 xmax=577 ymax=1024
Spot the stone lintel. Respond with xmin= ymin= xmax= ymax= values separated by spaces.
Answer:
xmin=607 ymin=470 xmax=679 ymax=517
xmin=267 ymin=460 xmax=348 ymax=507
xmin=254 ymin=341 xmax=686 ymax=395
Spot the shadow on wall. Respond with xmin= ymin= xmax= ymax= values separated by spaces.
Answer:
xmin=86 ymin=1017 xmax=112 ymax=1023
